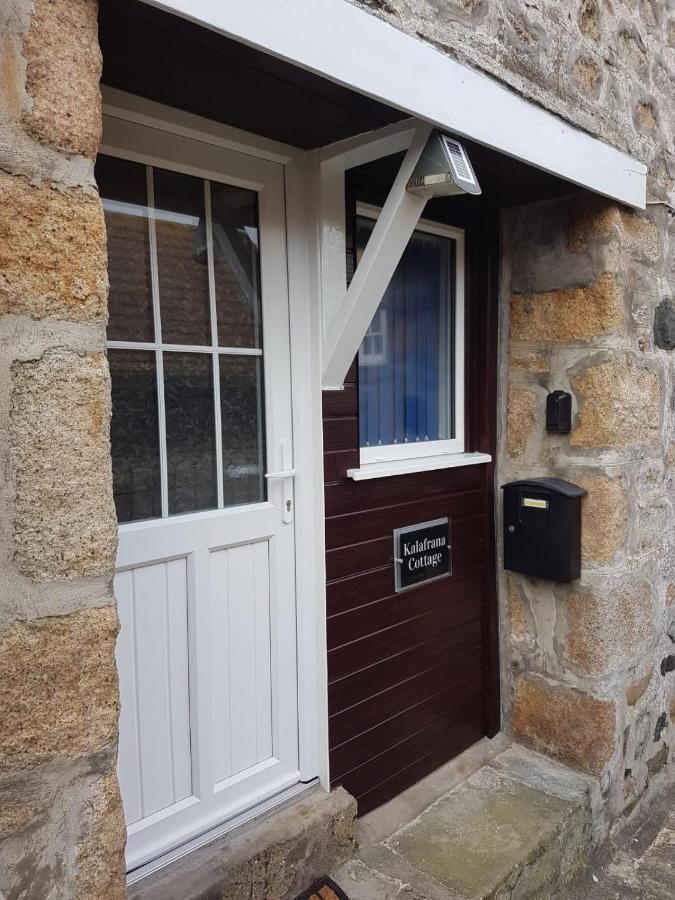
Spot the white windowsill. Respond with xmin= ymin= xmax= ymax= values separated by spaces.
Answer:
xmin=346 ymin=452 xmax=492 ymax=481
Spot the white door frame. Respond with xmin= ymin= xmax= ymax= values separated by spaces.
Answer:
xmin=102 ymin=88 xmax=330 ymax=818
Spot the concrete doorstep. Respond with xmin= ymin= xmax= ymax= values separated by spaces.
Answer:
xmin=333 ymin=740 xmax=595 ymax=900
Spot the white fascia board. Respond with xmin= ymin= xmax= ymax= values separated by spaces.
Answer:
xmin=142 ymin=0 xmax=647 ymax=209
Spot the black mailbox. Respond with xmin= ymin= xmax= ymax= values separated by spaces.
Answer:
xmin=501 ymin=478 xmax=587 ymax=582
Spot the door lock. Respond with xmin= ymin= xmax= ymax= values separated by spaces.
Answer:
xmin=265 ymin=439 xmax=295 ymax=524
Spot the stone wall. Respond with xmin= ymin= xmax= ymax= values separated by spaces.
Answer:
xmin=501 ymin=194 xmax=674 ymax=832
xmin=351 ymin=0 xmax=675 ymax=837
xmin=0 ymin=1 xmax=125 ymax=898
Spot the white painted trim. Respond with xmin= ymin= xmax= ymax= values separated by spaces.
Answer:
xmin=284 ymin=150 xmax=330 ymax=790
xmin=357 ymin=205 xmax=465 ymax=243
xmin=319 ymin=157 xmax=347 ymax=338
xmin=102 ymin=86 xmax=297 ymax=164
xmin=347 ymin=452 xmax=492 ymax=481
xmin=204 ymin=181 xmax=225 ymax=509
xmin=322 ymin=122 xmax=432 ymax=387
xmin=142 ymin=0 xmax=647 ymax=209
xmin=145 ymin=164 xmax=169 ymax=518
xmin=361 ymin=440 xmax=465 ymax=464
xmin=317 ymin=119 xmax=417 ymax=168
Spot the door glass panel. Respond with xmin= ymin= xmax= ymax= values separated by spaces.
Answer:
xmin=211 ymin=183 xmax=262 ymax=349
xmin=154 ymin=168 xmax=211 ymax=346
xmin=109 ymin=350 xmax=161 ymax=523
xmin=220 ymin=356 xmax=266 ymax=507
xmin=164 ymin=352 xmax=217 ymax=514
xmin=104 ymin=157 xmax=269 ymax=522
xmin=97 ymin=156 xmax=154 ymax=343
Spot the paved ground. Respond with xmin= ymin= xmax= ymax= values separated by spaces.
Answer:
xmin=562 ymin=783 xmax=674 ymax=900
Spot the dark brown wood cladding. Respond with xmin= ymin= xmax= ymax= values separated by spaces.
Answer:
xmin=324 ymin=186 xmax=500 ymax=815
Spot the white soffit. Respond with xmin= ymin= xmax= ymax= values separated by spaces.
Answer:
xmin=142 ymin=0 xmax=647 ymax=209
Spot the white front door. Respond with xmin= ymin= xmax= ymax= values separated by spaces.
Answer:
xmin=97 ymin=124 xmax=299 ymax=871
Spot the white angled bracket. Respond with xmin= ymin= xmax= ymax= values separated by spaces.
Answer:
xmin=320 ymin=120 xmax=433 ymax=389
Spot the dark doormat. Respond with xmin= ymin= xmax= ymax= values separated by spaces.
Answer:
xmin=294 ymin=875 xmax=351 ymax=900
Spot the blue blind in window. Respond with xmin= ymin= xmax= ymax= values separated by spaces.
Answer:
xmin=357 ymin=216 xmax=455 ymax=449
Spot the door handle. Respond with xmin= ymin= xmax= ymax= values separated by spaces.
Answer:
xmin=265 ymin=440 xmax=295 ymax=523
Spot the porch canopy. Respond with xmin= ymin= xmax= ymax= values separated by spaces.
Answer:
xmin=140 ymin=0 xmax=646 ymax=210
xmin=103 ymin=0 xmax=647 ymax=386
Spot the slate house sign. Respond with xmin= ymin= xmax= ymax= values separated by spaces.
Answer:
xmin=393 ymin=518 xmax=451 ymax=592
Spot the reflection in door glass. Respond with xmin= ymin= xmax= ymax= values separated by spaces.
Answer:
xmin=211 ymin=183 xmax=262 ymax=348
xmin=154 ymin=168 xmax=211 ymax=346
xmin=164 ymin=352 xmax=218 ymax=515
xmin=108 ymin=350 xmax=162 ymax=523
xmin=96 ymin=156 xmax=154 ymax=343
xmin=220 ymin=356 xmax=266 ymax=507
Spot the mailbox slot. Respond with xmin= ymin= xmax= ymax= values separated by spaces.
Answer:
xmin=502 ymin=477 xmax=587 ymax=582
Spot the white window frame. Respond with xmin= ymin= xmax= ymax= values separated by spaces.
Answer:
xmin=355 ymin=203 xmax=466 ymax=468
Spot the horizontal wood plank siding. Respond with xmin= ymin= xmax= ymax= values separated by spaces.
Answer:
xmin=324 ymin=194 xmax=499 ymax=815
xmin=324 ymin=380 xmax=495 ymax=813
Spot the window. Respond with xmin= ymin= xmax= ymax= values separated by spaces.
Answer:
xmin=357 ymin=205 xmax=464 ymax=466
xmin=96 ymin=154 xmax=266 ymax=523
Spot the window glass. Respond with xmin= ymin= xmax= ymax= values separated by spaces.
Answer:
xmin=109 ymin=350 xmax=161 ymax=523
xmin=103 ymin=160 xmax=267 ymax=522
xmin=219 ymin=356 xmax=265 ymax=506
xmin=357 ymin=216 xmax=456 ymax=450
xmin=211 ymin=183 xmax=262 ymax=348
xmin=164 ymin=352 xmax=218 ymax=514
xmin=96 ymin=155 xmax=154 ymax=343
xmin=154 ymin=168 xmax=211 ymax=346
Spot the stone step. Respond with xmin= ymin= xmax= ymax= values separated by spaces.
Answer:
xmin=333 ymin=744 xmax=595 ymax=900
xmin=128 ymin=785 xmax=357 ymax=900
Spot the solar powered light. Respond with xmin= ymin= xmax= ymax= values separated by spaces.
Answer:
xmin=407 ymin=131 xmax=481 ymax=199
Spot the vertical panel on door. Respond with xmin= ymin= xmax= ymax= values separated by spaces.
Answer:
xmin=115 ymin=559 xmax=192 ymax=824
xmin=211 ymin=540 xmax=273 ymax=785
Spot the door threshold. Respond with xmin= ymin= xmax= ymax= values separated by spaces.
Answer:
xmin=127 ymin=779 xmax=317 ymax=886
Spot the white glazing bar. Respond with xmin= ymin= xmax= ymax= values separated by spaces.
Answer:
xmin=146 ymin=165 xmax=169 ymax=519
xmin=108 ymin=341 xmax=262 ymax=356
xmin=205 ymin=181 xmax=225 ymax=509
xmin=107 ymin=341 xmax=159 ymax=351
xmin=217 ymin=346 xmax=263 ymax=356
xmin=157 ymin=344 xmax=262 ymax=356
